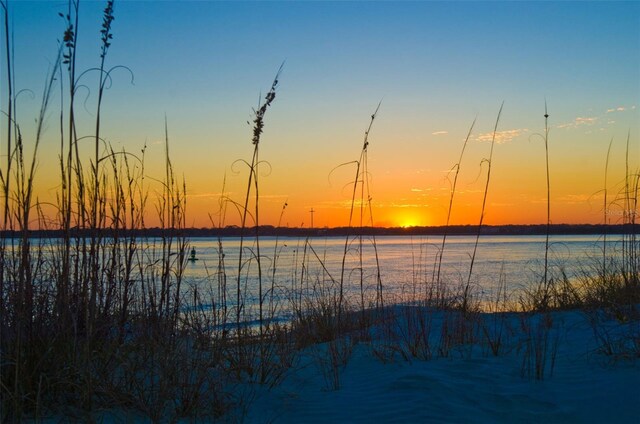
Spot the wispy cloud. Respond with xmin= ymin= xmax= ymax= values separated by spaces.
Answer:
xmin=575 ymin=117 xmax=597 ymax=125
xmin=186 ymin=192 xmax=287 ymax=201
xmin=319 ymin=199 xmax=428 ymax=209
xmin=432 ymin=131 xmax=448 ymax=136
xmin=257 ymin=194 xmax=289 ymax=200
xmin=557 ymin=194 xmax=593 ymax=204
xmin=186 ymin=192 xmax=226 ymax=199
xmin=476 ymin=129 xmax=528 ymax=144
xmin=557 ymin=116 xmax=598 ymax=129
xmin=388 ymin=202 xmax=428 ymax=208
xmin=318 ymin=200 xmax=361 ymax=209
xmin=559 ymin=106 xmax=635 ymax=130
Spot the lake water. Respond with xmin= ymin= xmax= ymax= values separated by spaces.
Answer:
xmin=183 ymin=234 xmax=625 ymax=317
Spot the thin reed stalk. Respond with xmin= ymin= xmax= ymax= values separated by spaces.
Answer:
xmin=213 ymin=174 xmax=229 ymax=328
xmin=60 ymin=0 xmax=80 ymax=336
xmin=1 ymin=1 xmax=13 ymax=231
xmin=366 ymin=194 xmax=384 ymax=310
xmin=542 ymin=101 xmax=551 ymax=303
xmin=86 ymin=0 xmax=115 ymax=336
xmin=338 ymin=102 xmax=381 ymax=322
xmin=435 ymin=118 xmax=476 ymax=287
xmin=269 ymin=200 xmax=288 ymax=317
xmin=235 ymin=65 xmax=282 ymax=333
xmin=465 ymin=102 xmax=504 ymax=312
xmin=0 ymin=2 xmax=13 ymax=368
xmin=623 ymin=131 xmax=632 ymax=283
xmin=603 ymin=137 xmax=614 ymax=278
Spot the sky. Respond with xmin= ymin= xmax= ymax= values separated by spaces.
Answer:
xmin=2 ymin=0 xmax=639 ymax=228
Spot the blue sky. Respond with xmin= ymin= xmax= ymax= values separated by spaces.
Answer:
xmin=2 ymin=0 xmax=639 ymax=226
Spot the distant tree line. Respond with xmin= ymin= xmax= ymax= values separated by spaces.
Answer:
xmin=1 ymin=223 xmax=636 ymax=238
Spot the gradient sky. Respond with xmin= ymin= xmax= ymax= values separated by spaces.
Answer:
xmin=2 ymin=0 xmax=639 ymax=228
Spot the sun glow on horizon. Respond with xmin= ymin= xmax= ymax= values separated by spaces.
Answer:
xmin=394 ymin=211 xmax=429 ymax=228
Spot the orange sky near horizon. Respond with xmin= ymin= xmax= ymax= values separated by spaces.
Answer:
xmin=174 ymin=113 xmax=636 ymax=229
xmin=24 ymin=100 xmax=637 ymax=230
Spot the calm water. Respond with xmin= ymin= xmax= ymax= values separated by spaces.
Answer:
xmin=183 ymin=234 xmax=625 ymax=315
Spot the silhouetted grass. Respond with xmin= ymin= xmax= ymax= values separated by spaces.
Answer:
xmin=465 ymin=102 xmax=504 ymax=312
xmin=435 ymin=118 xmax=476 ymax=288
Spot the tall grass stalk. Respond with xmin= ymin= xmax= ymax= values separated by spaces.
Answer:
xmin=366 ymin=194 xmax=384 ymax=310
xmin=435 ymin=118 xmax=476 ymax=287
xmin=84 ymin=0 xmax=115 ymax=339
xmin=0 ymin=0 xmax=12 ymax=355
xmin=622 ymin=131 xmax=638 ymax=286
xmin=337 ymin=102 xmax=381 ymax=322
xmin=59 ymin=0 xmax=79 ymax=337
xmin=465 ymin=102 xmax=503 ymax=312
xmin=230 ymin=66 xmax=282 ymax=385
xmin=269 ymin=200 xmax=287 ymax=317
xmin=359 ymin=102 xmax=384 ymax=315
xmin=1 ymin=0 xmax=13 ymax=231
xmin=603 ymin=137 xmax=614 ymax=278
xmin=212 ymin=174 xmax=229 ymax=328
xmin=542 ymin=101 xmax=551 ymax=301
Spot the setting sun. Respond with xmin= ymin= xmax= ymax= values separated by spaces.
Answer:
xmin=395 ymin=212 xmax=428 ymax=228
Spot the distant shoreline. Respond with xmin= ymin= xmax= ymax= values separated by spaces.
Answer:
xmin=1 ymin=223 xmax=636 ymax=238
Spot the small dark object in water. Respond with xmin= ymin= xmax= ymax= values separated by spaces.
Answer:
xmin=189 ymin=247 xmax=198 ymax=261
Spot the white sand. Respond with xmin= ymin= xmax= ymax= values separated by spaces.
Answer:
xmin=245 ymin=308 xmax=639 ymax=423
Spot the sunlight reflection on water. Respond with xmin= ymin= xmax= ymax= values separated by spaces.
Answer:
xmin=183 ymin=234 xmax=624 ymax=315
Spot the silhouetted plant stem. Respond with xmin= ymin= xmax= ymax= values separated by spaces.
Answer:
xmin=466 ymin=102 xmax=503 ymax=312
xmin=236 ymin=65 xmax=282 ymax=334
xmin=367 ymin=194 xmax=384 ymax=310
xmin=2 ymin=2 xmax=19 ymax=412
xmin=435 ymin=118 xmax=476 ymax=288
xmin=360 ymin=129 xmax=384 ymax=312
xmin=254 ymin=144 xmax=264 ymax=338
xmin=87 ymin=0 xmax=115 ymax=339
xmin=270 ymin=200 xmax=288 ymax=317
xmin=18 ymin=48 xmax=61 ymax=329
xmin=603 ymin=137 xmax=614 ymax=279
xmin=358 ymin=153 xmax=365 ymax=317
xmin=214 ymin=175 xmax=229 ymax=326
xmin=60 ymin=0 xmax=80 ymax=336
xmin=623 ymin=131 xmax=630 ymax=281
xmin=1 ymin=1 xmax=12 ymax=232
xmin=542 ymin=101 xmax=551 ymax=307
xmin=0 ymin=0 xmax=12 ymax=352
xmin=338 ymin=102 xmax=381 ymax=324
